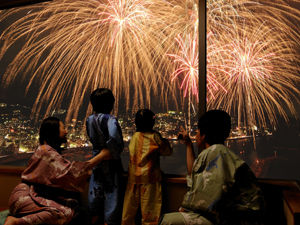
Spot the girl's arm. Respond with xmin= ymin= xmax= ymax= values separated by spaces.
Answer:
xmin=154 ymin=131 xmax=173 ymax=156
xmin=87 ymin=149 xmax=113 ymax=169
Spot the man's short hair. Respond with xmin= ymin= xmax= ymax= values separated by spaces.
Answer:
xmin=198 ymin=110 xmax=231 ymax=145
xmin=90 ymin=88 xmax=115 ymax=114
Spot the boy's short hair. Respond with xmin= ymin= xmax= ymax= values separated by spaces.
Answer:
xmin=198 ymin=110 xmax=231 ymax=145
xmin=135 ymin=109 xmax=155 ymax=132
xmin=90 ymin=88 xmax=115 ymax=114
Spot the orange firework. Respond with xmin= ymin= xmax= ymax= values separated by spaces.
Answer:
xmin=0 ymin=0 xmax=177 ymax=123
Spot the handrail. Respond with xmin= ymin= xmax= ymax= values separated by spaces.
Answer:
xmin=1 ymin=167 xmax=300 ymax=224
xmin=0 ymin=166 xmax=26 ymax=174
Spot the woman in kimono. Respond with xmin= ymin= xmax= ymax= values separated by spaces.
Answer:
xmin=4 ymin=117 xmax=113 ymax=225
xmin=159 ymin=110 xmax=265 ymax=225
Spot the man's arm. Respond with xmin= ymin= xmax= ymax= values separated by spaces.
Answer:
xmin=178 ymin=126 xmax=195 ymax=175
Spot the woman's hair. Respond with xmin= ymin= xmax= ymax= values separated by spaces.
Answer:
xmin=90 ymin=88 xmax=115 ymax=114
xmin=135 ymin=109 xmax=155 ymax=132
xmin=39 ymin=117 xmax=62 ymax=153
xmin=198 ymin=110 xmax=231 ymax=145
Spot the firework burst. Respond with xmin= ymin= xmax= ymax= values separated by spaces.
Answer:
xmin=167 ymin=31 xmax=228 ymax=102
xmin=167 ymin=33 xmax=199 ymax=102
xmin=208 ymin=22 xmax=300 ymax=133
xmin=0 ymin=0 xmax=176 ymax=123
xmin=1 ymin=0 xmax=300 ymax=133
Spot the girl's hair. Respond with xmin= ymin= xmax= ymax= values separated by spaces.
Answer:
xmin=198 ymin=110 xmax=231 ymax=145
xmin=39 ymin=117 xmax=62 ymax=154
xmin=135 ymin=109 xmax=155 ymax=132
xmin=90 ymin=88 xmax=115 ymax=114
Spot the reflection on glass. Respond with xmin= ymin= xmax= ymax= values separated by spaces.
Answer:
xmin=1 ymin=0 xmax=300 ymax=179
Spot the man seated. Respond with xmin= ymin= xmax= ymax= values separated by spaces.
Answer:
xmin=159 ymin=110 xmax=265 ymax=225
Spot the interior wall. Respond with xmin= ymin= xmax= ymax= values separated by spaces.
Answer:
xmin=0 ymin=170 xmax=188 ymax=213
xmin=0 ymin=171 xmax=21 ymax=207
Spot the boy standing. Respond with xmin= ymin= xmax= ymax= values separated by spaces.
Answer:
xmin=122 ymin=109 xmax=173 ymax=225
xmin=87 ymin=88 xmax=124 ymax=225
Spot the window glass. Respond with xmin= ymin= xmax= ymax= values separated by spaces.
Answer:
xmin=0 ymin=1 xmax=199 ymax=175
xmin=2 ymin=1 xmax=300 ymax=180
xmin=207 ymin=0 xmax=300 ymax=180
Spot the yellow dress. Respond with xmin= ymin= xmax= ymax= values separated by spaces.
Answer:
xmin=122 ymin=131 xmax=173 ymax=225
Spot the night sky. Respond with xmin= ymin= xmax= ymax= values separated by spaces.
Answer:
xmin=1 ymin=1 xmax=300 ymax=121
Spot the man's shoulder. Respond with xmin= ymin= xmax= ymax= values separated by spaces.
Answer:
xmin=200 ymin=144 xmax=239 ymax=160
xmin=202 ymin=144 xmax=228 ymax=154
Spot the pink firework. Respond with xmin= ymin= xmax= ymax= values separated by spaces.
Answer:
xmin=98 ymin=0 xmax=152 ymax=46
xmin=168 ymin=32 xmax=227 ymax=102
xmin=167 ymin=33 xmax=199 ymax=102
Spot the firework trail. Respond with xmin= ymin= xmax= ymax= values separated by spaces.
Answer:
xmin=205 ymin=0 xmax=300 ymax=137
xmin=1 ymin=0 xmax=300 ymax=134
xmin=208 ymin=21 xmax=300 ymax=136
xmin=167 ymin=33 xmax=199 ymax=102
xmin=0 ymin=0 xmax=178 ymax=123
xmin=165 ymin=0 xmax=300 ymax=139
xmin=167 ymin=32 xmax=198 ymax=134
xmin=167 ymin=30 xmax=228 ymax=133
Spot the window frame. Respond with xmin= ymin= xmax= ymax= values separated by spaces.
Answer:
xmin=0 ymin=0 xmax=206 ymax=172
xmin=198 ymin=0 xmax=206 ymax=119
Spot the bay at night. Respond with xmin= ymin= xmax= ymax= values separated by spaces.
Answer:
xmin=2 ymin=135 xmax=300 ymax=180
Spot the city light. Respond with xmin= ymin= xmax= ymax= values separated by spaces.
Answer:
xmin=1 ymin=0 xmax=300 ymax=179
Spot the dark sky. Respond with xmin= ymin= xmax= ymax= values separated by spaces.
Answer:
xmin=0 ymin=3 xmax=185 ymax=119
xmin=1 ymin=1 xmax=300 ymax=121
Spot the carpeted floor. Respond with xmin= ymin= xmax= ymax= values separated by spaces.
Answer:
xmin=0 ymin=209 xmax=9 ymax=225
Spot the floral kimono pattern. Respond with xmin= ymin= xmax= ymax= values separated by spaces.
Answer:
xmin=8 ymin=144 xmax=90 ymax=225
xmin=86 ymin=113 xmax=124 ymax=225
xmin=159 ymin=144 xmax=265 ymax=225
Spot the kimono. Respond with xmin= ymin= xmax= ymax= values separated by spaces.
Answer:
xmin=8 ymin=144 xmax=90 ymax=225
xmin=86 ymin=113 xmax=124 ymax=225
xmin=122 ymin=132 xmax=173 ymax=225
xmin=159 ymin=144 xmax=265 ymax=225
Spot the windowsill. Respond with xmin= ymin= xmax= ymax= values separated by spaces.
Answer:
xmin=0 ymin=165 xmax=299 ymax=188
xmin=0 ymin=166 xmax=188 ymax=183
xmin=1 ymin=166 xmax=300 ymax=224
xmin=1 ymin=166 xmax=300 ymax=215
xmin=0 ymin=165 xmax=26 ymax=174
xmin=1 ymin=165 xmax=299 ymax=188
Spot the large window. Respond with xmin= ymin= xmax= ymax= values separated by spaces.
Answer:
xmin=205 ymin=0 xmax=300 ymax=180
xmin=1 ymin=0 xmax=300 ymax=180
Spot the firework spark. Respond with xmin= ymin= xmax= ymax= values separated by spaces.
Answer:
xmin=208 ymin=22 xmax=300 ymax=132
xmin=167 ymin=31 xmax=228 ymax=102
xmin=0 ymin=0 xmax=177 ymax=123
xmin=204 ymin=0 xmax=300 ymax=138
xmin=1 ymin=0 xmax=300 ymax=134
xmin=168 ymin=33 xmax=199 ymax=102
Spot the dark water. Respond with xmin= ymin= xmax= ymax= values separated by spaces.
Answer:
xmin=3 ymin=137 xmax=300 ymax=180
xmin=226 ymin=136 xmax=300 ymax=180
